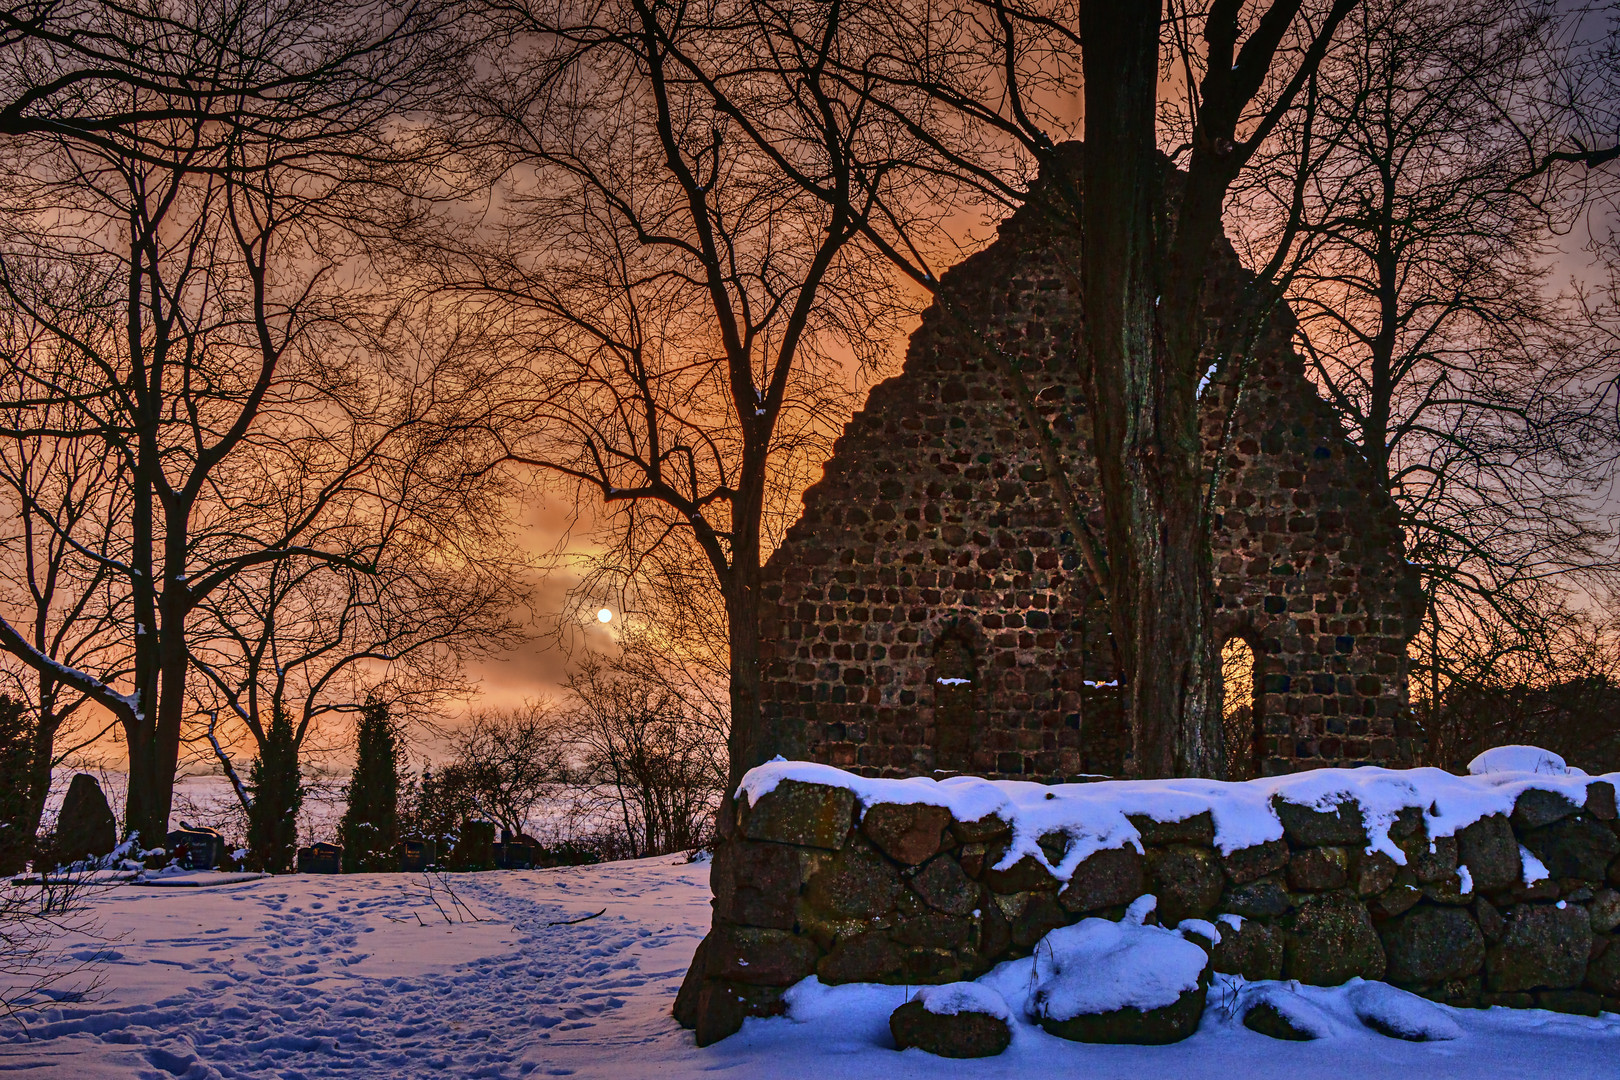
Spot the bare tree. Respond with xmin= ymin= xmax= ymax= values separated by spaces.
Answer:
xmin=1229 ymin=0 xmax=1620 ymax=734
xmin=183 ymin=329 xmax=531 ymax=815
xmin=1422 ymin=608 xmax=1620 ymax=771
xmin=447 ymin=704 xmax=570 ymax=839
xmin=0 ymin=0 xmax=472 ymax=844
xmin=0 ymin=295 xmax=129 ymax=852
xmin=427 ymin=0 xmax=961 ymax=785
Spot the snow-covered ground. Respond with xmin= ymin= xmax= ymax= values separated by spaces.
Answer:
xmin=4 ymin=857 xmax=1620 ymax=1079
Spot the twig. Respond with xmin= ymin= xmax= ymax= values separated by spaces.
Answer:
xmin=434 ymin=872 xmax=485 ymax=923
xmin=414 ymin=874 xmax=454 ymax=924
xmin=544 ymin=908 xmax=606 ymax=926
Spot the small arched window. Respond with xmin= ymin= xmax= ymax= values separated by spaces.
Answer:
xmin=933 ymin=629 xmax=978 ymax=773
xmin=1221 ymin=635 xmax=1262 ymax=781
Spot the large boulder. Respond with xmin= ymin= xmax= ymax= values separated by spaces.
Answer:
xmin=1223 ymin=877 xmax=1294 ymax=918
xmin=803 ymin=839 xmax=902 ymax=919
xmin=1041 ymin=986 xmax=1207 ymax=1045
xmin=1370 ymin=881 xmax=1422 ymax=919
xmin=817 ymin=931 xmax=903 ymax=983
xmin=908 ymin=854 xmax=982 ymax=916
xmin=1349 ymin=982 xmax=1462 ymax=1042
xmin=978 ymin=841 xmax=1059 ymax=893
xmin=892 ymin=904 xmax=974 ymax=952
xmin=1456 ymin=814 xmax=1520 ymax=894
xmin=1222 ymin=839 xmax=1288 ymax=886
xmin=673 ymin=933 xmax=713 ymax=1029
xmin=1474 ymin=896 xmax=1506 ymax=942
xmin=1243 ymin=1001 xmax=1318 ymax=1041
xmin=1147 ymin=845 xmax=1224 ymax=926
xmin=1211 ymin=918 xmax=1284 ymax=981
xmin=1127 ymin=811 xmax=1215 ymax=846
xmin=1284 ymin=894 xmax=1386 ymax=985
xmin=1379 ymin=904 xmax=1485 ymax=985
xmin=53 ymin=773 xmax=117 ymax=864
xmin=1351 ymin=850 xmax=1399 ymax=897
xmin=1585 ymin=781 xmax=1617 ymax=821
xmin=1274 ymin=798 xmax=1367 ymax=847
xmin=816 ymin=930 xmax=961 ymax=984
xmin=694 ymin=979 xmax=787 ymax=1046
xmin=1511 ymin=789 xmax=1579 ymax=833
xmin=1590 ymin=888 xmax=1620 ymax=934
xmin=889 ymin=984 xmax=1012 ymax=1058
xmin=999 ymin=889 xmax=1071 ymax=950
xmin=1059 ymin=845 xmax=1145 ymax=913
xmin=1286 ymin=846 xmax=1349 ymax=891
xmin=1397 ymin=833 xmax=1458 ymax=884
xmin=707 ymin=923 xmax=821 ymax=985
xmin=1585 ymin=936 xmax=1620 ymax=995
xmin=1486 ymin=903 xmax=1592 ymax=991
xmin=1520 ymin=816 xmax=1619 ymax=882
xmin=712 ymin=839 xmax=802 ymax=929
xmin=741 ymin=780 xmax=855 ymax=850
xmin=1239 ymin=988 xmax=1334 ymax=1041
xmin=951 ymin=814 xmax=1012 ymax=844
xmin=1031 ymin=912 xmax=1210 ymax=1045
xmin=861 ymin=803 xmax=952 ymax=865
xmin=1537 ymin=989 xmax=1602 ymax=1015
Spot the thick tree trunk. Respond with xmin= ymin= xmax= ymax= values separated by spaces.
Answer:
xmin=124 ymin=721 xmax=160 ymax=847
xmin=1127 ymin=446 xmax=1222 ymax=778
xmin=149 ymin=562 xmax=192 ymax=846
xmin=724 ymin=552 xmax=767 ymax=792
xmin=1080 ymin=1 xmax=1223 ymax=779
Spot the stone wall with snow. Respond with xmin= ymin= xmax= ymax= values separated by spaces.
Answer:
xmin=676 ymin=754 xmax=1620 ymax=1046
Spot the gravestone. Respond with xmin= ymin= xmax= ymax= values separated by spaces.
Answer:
xmin=166 ymin=822 xmax=226 ymax=870
xmin=297 ymin=841 xmax=343 ymax=874
xmin=55 ymin=773 xmax=117 ymax=864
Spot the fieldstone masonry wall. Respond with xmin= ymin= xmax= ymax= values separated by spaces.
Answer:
xmin=675 ymin=768 xmax=1620 ymax=1046
xmin=758 ymin=145 xmax=1423 ymax=780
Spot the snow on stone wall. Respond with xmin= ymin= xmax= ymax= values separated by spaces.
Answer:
xmin=676 ymin=754 xmax=1620 ymax=1045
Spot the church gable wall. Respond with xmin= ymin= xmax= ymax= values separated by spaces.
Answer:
xmin=760 ymin=164 xmax=1421 ymax=780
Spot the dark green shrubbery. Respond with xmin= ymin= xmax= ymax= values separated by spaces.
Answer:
xmin=339 ymin=700 xmax=402 ymax=872
xmin=0 ymin=696 xmax=34 ymax=874
xmin=246 ymin=701 xmax=303 ymax=873
xmin=400 ymin=762 xmax=478 ymax=859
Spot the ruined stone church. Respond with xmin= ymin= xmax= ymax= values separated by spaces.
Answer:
xmin=757 ymin=148 xmax=1425 ymax=781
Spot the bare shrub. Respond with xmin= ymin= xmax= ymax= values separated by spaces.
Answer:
xmin=0 ymin=870 xmax=107 ymax=1032
xmin=1423 ymin=616 xmax=1620 ymax=773
xmin=566 ymin=658 xmax=725 ymax=860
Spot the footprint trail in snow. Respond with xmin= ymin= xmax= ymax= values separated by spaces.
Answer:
xmin=3 ymin=861 xmax=710 ymax=1079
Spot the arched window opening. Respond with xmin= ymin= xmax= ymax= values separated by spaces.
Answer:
xmin=1221 ymin=636 xmax=1261 ymax=781
xmin=933 ymin=630 xmax=978 ymax=773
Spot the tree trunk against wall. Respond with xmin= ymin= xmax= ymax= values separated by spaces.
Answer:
xmin=725 ymin=561 xmax=765 ymax=791
xmin=1078 ymin=2 xmax=1224 ymax=779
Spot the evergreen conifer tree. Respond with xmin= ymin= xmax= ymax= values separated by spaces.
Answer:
xmin=246 ymin=700 xmax=303 ymax=872
xmin=0 ymin=696 xmax=34 ymax=874
xmin=339 ymin=699 xmax=401 ymax=872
